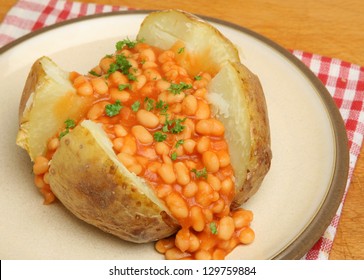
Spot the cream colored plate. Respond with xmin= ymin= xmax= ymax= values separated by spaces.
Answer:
xmin=0 ymin=11 xmax=348 ymax=260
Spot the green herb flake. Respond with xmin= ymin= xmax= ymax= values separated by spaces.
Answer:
xmin=177 ymin=47 xmax=185 ymax=54
xmin=156 ymin=100 xmax=169 ymax=114
xmin=168 ymin=82 xmax=192 ymax=95
xmin=191 ymin=167 xmax=208 ymax=179
xmin=144 ymin=97 xmax=154 ymax=111
xmin=210 ymin=222 xmax=218 ymax=235
xmin=118 ymin=84 xmax=131 ymax=91
xmin=115 ymin=38 xmax=138 ymax=50
xmin=105 ymin=100 xmax=123 ymax=117
xmin=59 ymin=119 xmax=76 ymax=139
xmin=131 ymin=101 xmax=141 ymax=112
xmin=127 ymin=73 xmax=137 ymax=81
xmin=175 ymin=139 xmax=185 ymax=148
xmin=194 ymin=75 xmax=202 ymax=81
xmin=89 ymin=70 xmax=101 ymax=77
xmin=171 ymin=152 xmax=178 ymax=161
xmin=170 ymin=118 xmax=186 ymax=134
xmin=154 ymin=131 xmax=167 ymax=142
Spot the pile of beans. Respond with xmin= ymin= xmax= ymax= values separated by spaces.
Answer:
xmin=33 ymin=39 xmax=255 ymax=259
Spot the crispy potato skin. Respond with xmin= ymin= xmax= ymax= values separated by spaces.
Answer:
xmin=231 ymin=62 xmax=272 ymax=207
xmin=49 ymin=125 xmax=179 ymax=243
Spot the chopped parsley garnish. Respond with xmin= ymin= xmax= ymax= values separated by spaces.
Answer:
xmin=210 ymin=222 xmax=218 ymax=235
xmin=161 ymin=116 xmax=186 ymax=134
xmin=154 ymin=131 xmax=167 ymax=142
xmin=168 ymin=82 xmax=192 ymax=95
xmin=144 ymin=97 xmax=154 ymax=111
xmin=59 ymin=118 xmax=76 ymax=139
xmin=177 ymin=47 xmax=185 ymax=54
xmin=194 ymin=75 xmax=202 ymax=81
xmin=105 ymin=54 xmax=131 ymax=78
xmin=89 ymin=70 xmax=101 ymax=77
xmin=155 ymin=100 xmax=169 ymax=114
xmin=127 ymin=73 xmax=137 ymax=81
xmin=171 ymin=152 xmax=178 ymax=161
xmin=105 ymin=100 xmax=123 ymax=117
xmin=115 ymin=38 xmax=138 ymax=50
xmin=118 ymin=84 xmax=131 ymax=91
xmin=131 ymin=101 xmax=141 ymax=112
xmin=191 ymin=167 xmax=208 ymax=179
xmin=175 ymin=139 xmax=184 ymax=148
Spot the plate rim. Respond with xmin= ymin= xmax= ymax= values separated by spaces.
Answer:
xmin=0 ymin=9 xmax=349 ymax=260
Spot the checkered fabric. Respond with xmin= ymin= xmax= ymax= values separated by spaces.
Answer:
xmin=1 ymin=0 xmax=363 ymax=260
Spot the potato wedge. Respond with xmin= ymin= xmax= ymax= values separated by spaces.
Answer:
xmin=16 ymin=56 xmax=90 ymax=161
xmin=49 ymin=120 xmax=179 ymax=243
xmin=208 ymin=62 xmax=271 ymax=206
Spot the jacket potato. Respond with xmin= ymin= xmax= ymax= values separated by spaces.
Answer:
xmin=16 ymin=10 xmax=271 ymax=258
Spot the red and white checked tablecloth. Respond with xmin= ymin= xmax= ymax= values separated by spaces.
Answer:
xmin=1 ymin=0 xmax=363 ymax=260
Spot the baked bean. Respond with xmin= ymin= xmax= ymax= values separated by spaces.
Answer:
xmin=212 ymin=249 xmax=226 ymax=260
xmin=165 ymin=247 xmax=190 ymax=260
xmin=131 ymin=125 xmax=153 ymax=144
xmin=127 ymin=164 xmax=143 ymax=175
xmin=218 ymin=216 xmax=235 ymax=241
xmin=217 ymin=150 xmax=231 ymax=168
xmin=121 ymin=135 xmax=137 ymax=155
xmin=165 ymin=69 xmax=179 ymax=80
xmin=99 ymin=57 xmax=114 ymax=73
xmin=158 ymin=50 xmax=175 ymax=63
xmin=195 ymin=100 xmax=210 ymax=120
xmin=193 ymin=77 xmax=209 ymax=89
xmin=117 ymin=152 xmax=136 ymax=167
xmin=207 ymin=174 xmax=221 ymax=191
xmin=133 ymin=74 xmax=147 ymax=90
xmin=33 ymin=156 xmax=49 ymax=175
xmin=202 ymin=151 xmax=220 ymax=173
xmin=170 ymin=103 xmax=182 ymax=113
xmin=190 ymin=205 xmax=205 ymax=232
xmin=77 ymin=81 xmax=93 ymax=96
xmin=188 ymin=232 xmax=200 ymax=252
xmin=147 ymin=161 xmax=162 ymax=173
xmin=112 ymin=137 xmax=124 ymax=152
xmin=155 ymin=142 xmax=170 ymax=155
xmin=91 ymin=77 xmax=108 ymax=94
xmin=47 ymin=137 xmax=59 ymax=151
xmin=175 ymin=228 xmax=190 ymax=252
xmin=193 ymin=88 xmax=207 ymax=98
xmin=156 ymin=79 xmax=171 ymax=91
xmin=110 ymin=88 xmax=130 ymax=102
xmin=220 ymin=177 xmax=234 ymax=196
xmin=196 ymin=136 xmax=210 ymax=154
xmin=238 ymin=227 xmax=255 ymax=244
xmin=211 ymin=199 xmax=225 ymax=214
xmin=165 ymin=191 xmax=188 ymax=218
xmin=174 ymin=162 xmax=190 ymax=186
xmin=196 ymin=119 xmax=225 ymax=136
xmin=166 ymin=92 xmax=185 ymax=104
xmin=155 ymin=237 xmax=175 ymax=254
xmin=136 ymin=109 xmax=159 ymax=128
xmin=155 ymin=184 xmax=173 ymax=198
xmin=195 ymin=181 xmax=214 ymax=207
xmin=34 ymin=175 xmax=45 ymax=189
xmin=142 ymin=61 xmax=158 ymax=69
xmin=182 ymin=94 xmax=198 ymax=115
xmin=87 ymin=101 xmax=108 ymax=120
xmin=203 ymin=208 xmax=214 ymax=222
xmin=73 ymin=75 xmax=87 ymax=87
xmin=114 ymin=124 xmax=128 ymax=137
xmin=157 ymin=163 xmax=176 ymax=184
xmin=232 ymin=209 xmax=253 ymax=229
xmin=140 ymin=48 xmax=156 ymax=62
xmin=144 ymin=68 xmax=162 ymax=81
xmin=43 ymin=172 xmax=50 ymax=184
xmin=182 ymin=181 xmax=198 ymax=198
xmin=182 ymin=139 xmax=196 ymax=154
xmin=195 ymin=250 xmax=212 ymax=260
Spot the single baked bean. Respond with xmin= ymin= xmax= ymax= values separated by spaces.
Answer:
xmin=114 ymin=124 xmax=128 ymax=137
xmin=133 ymin=74 xmax=147 ymax=90
xmin=91 ymin=77 xmax=108 ymax=95
xmin=121 ymin=135 xmax=137 ymax=155
xmin=207 ymin=174 xmax=221 ymax=191
xmin=218 ymin=216 xmax=235 ymax=241
xmin=165 ymin=191 xmax=188 ymax=218
xmin=155 ymin=237 xmax=175 ymax=254
xmin=181 ymin=94 xmax=198 ymax=115
xmin=33 ymin=156 xmax=49 ymax=175
xmin=188 ymin=232 xmax=200 ymax=253
xmin=182 ymin=139 xmax=196 ymax=154
xmin=47 ymin=137 xmax=59 ymax=151
xmin=112 ymin=137 xmax=124 ymax=152
xmin=110 ymin=88 xmax=130 ymax=102
xmin=127 ymin=163 xmax=143 ymax=175
xmin=196 ymin=136 xmax=210 ymax=154
xmin=77 ymin=81 xmax=93 ymax=96
xmin=165 ymin=247 xmax=190 ymax=260
xmin=158 ymin=50 xmax=175 ymax=64
xmin=175 ymin=228 xmax=190 ymax=252
xmin=211 ymin=199 xmax=225 ymax=214
xmin=217 ymin=150 xmax=231 ymax=168
xmin=220 ymin=177 xmax=234 ymax=196
xmin=155 ymin=142 xmax=170 ymax=155
xmin=142 ymin=61 xmax=158 ymax=69
xmin=212 ymin=249 xmax=227 ymax=260
xmin=195 ymin=100 xmax=210 ymax=120
xmin=155 ymin=184 xmax=173 ymax=198
xmin=117 ymin=152 xmax=136 ymax=167
xmin=156 ymin=79 xmax=171 ymax=91
xmin=136 ymin=109 xmax=159 ymax=128
xmin=140 ymin=48 xmax=156 ymax=62
xmin=238 ymin=227 xmax=255 ymax=244
xmin=144 ymin=68 xmax=162 ymax=81
xmin=202 ymin=150 xmax=220 ymax=173
xmin=182 ymin=181 xmax=198 ymax=198
xmin=34 ymin=175 xmax=45 ymax=189
xmin=99 ymin=56 xmax=114 ymax=73
xmin=190 ymin=205 xmax=205 ymax=232
xmin=195 ymin=181 xmax=215 ymax=207
xmin=195 ymin=250 xmax=212 ymax=260
xmin=232 ymin=209 xmax=253 ymax=229
xmin=158 ymin=163 xmax=176 ymax=184
xmin=174 ymin=162 xmax=190 ymax=186
xmin=131 ymin=125 xmax=153 ymax=145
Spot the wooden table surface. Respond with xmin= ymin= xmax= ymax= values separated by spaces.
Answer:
xmin=1 ymin=0 xmax=363 ymax=260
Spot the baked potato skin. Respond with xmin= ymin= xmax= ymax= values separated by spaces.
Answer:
xmin=49 ymin=124 xmax=179 ymax=243
xmin=231 ymin=62 xmax=272 ymax=207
